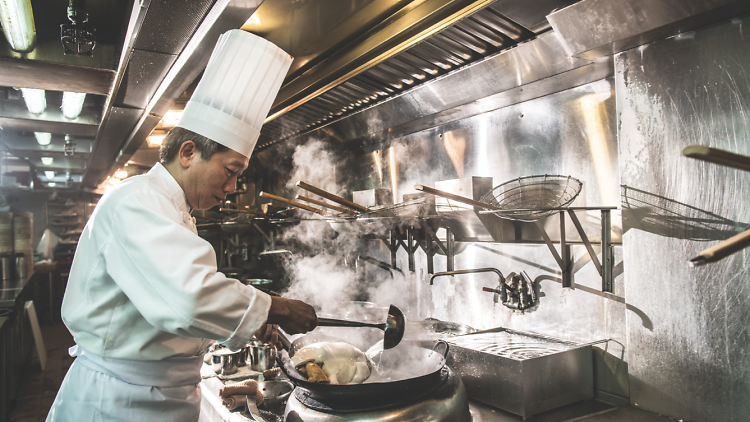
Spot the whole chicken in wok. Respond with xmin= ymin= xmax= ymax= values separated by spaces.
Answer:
xmin=290 ymin=342 xmax=370 ymax=385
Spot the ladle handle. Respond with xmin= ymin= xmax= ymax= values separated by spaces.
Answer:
xmin=317 ymin=317 xmax=384 ymax=330
xmin=277 ymin=329 xmax=292 ymax=352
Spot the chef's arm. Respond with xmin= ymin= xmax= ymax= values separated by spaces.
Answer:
xmin=266 ymin=296 xmax=318 ymax=334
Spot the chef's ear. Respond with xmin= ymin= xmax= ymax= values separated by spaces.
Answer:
xmin=178 ymin=140 xmax=198 ymax=168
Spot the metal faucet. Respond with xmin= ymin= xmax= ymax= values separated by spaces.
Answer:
xmin=430 ymin=267 xmax=538 ymax=311
xmin=429 ymin=267 xmax=506 ymax=285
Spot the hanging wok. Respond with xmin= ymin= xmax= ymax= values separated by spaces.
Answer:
xmin=277 ymin=332 xmax=449 ymax=406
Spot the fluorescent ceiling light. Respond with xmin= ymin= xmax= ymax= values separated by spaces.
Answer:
xmin=20 ymin=88 xmax=46 ymax=114
xmin=147 ymin=135 xmax=165 ymax=147
xmin=160 ymin=110 xmax=182 ymax=128
xmin=48 ymin=182 xmax=56 ymax=187
xmin=34 ymin=132 xmax=51 ymax=145
xmin=108 ymin=178 xmax=120 ymax=186
xmin=0 ymin=0 xmax=37 ymax=53
xmin=41 ymin=157 xmax=53 ymax=165
xmin=61 ymin=91 xmax=86 ymax=119
xmin=44 ymin=171 xmax=55 ymax=179
xmin=114 ymin=170 xmax=128 ymax=179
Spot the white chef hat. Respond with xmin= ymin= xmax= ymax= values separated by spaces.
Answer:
xmin=176 ymin=29 xmax=292 ymax=157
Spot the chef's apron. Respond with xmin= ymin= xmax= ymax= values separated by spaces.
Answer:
xmin=46 ymin=345 xmax=203 ymax=422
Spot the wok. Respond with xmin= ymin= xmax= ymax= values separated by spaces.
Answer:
xmin=277 ymin=332 xmax=449 ymax=405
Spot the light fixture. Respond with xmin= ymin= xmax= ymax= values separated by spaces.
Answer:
xmin=41 ymin=157 xmax=53 ymax=165
xmin=147 ymin=134 xmax=165 ymax=147
xmin=61 ymin=91 xmax=86 ymax=119
xmin=160 ymin=110 xmax=182 ymax=128
xmin=108 ymin=177 xmax=120 ymax=186
xmin=20 ymin=88 xmax=46 ymax=114
xmin=44 ymin=171 xmax=55 ymax=179
xmin=60 ymin=0 xmax=95 ymax=56
xmin=114 ymin=170 xmax=128 ymax=179
xmin=48 ymin=182 xmax=57 ymax=187
xmin=34 ymin=132 xmax=51 ymax=145
xmin=0 ymin=0 xmax=37 ymax=53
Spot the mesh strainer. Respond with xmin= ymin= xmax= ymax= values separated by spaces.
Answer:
xmin=480 ymin=175 xmax=583 ymax=222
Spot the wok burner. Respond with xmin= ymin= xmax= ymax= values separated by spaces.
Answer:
xmin=284 ymin=366 xmax=471 ymax=422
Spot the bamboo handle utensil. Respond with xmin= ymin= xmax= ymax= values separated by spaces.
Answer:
xmin=683 ymin=145 xmax=750 ymax=265
xmin=682 ymin=145 xmax=750 ymax=172
xmin=414 ymin=184 xmax=501 ymax=210
xmin=295 ymin=195 xmax=357 ymax=215
xmin=259 ymin=191 xmax=328 ymax=215
xmin=296 ymin=181 xmax=369 ymax=212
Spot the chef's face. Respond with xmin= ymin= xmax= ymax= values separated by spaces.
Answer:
xmin=182 ymin=143 xmax=249 ymax=210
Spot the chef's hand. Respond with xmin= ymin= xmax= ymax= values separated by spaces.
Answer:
xmin=267 ymin=296 xmax=318 ymax=334
xmin=254 ymin=324 xmax=282 ymax=350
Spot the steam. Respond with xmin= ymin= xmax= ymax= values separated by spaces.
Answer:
xmin=277 ymin=136 xmax=448 ymax=350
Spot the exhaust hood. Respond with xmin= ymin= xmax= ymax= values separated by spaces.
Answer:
xmin=0 ymin=0 xmax=747 ymax=190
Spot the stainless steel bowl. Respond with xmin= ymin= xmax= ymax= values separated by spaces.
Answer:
xmin=256 ymin=380 xmax=294 ymax=414
xmin=212 ymin=348 xmax=242 ymax=375
xmin=247 ymin=340 xmax=276 ymax=371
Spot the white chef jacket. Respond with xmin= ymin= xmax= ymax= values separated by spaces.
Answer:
xmin=47 ymin=163 xmax=271 ymax=421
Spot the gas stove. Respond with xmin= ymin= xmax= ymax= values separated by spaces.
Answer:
xmin=283 ymin=366 xmax=471 ymax=422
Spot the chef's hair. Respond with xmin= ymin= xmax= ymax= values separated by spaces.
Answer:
xmin=159 ymin=127 xmax=228 ymax=164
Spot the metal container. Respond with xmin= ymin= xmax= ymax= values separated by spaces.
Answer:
xmin=237 ymin=345 xmax=248 ymax=367
xmin=256 ymin=380 xmax=294 ymax=414
xmin=212 ymin=348 xmax=241 ymax=375
xmin=352 ymin=189 xmax=391 ymax=207
xmin=445 ymin=328 xmax=593 ymax=419
xmin=247 ymin=340 xmax=276 ymax=371
xmin=14 ymin=253 xmax=26 ymax=279
xmin=0 ymin=255 xmax=13 ymax=280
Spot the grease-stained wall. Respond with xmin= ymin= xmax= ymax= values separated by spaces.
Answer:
xmin=616 ymin=16 xmax=750 ymax=421
xmin=254 ymin=14 xmax=750 ymax=422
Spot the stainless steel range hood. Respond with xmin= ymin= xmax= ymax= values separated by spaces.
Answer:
xmin=1 ymin=0 xmax=748 ymax=190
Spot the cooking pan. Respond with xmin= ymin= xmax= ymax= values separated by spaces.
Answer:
xmin=277 ymin=332 xmax=449 ymax=404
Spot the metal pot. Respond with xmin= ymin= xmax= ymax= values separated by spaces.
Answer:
xmin=212 ymin=348 xmax=241 ymax=375
xmin=278 ymin=333 xmax=449 ymax=403
xmin=247 ymin=340 xmax=276 ymax=371
xmin=256 ymin=380 xmax=294 ymax=414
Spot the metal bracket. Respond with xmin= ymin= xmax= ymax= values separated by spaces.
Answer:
xmin=405 ymin=227 xmax=420 ymax=272
xmin=421 ymin=224 xmax=454 ymax=273
xmin=376 ymin=224 xmax=455 ymax=274
xmin=534 ymin=209 xmax=614 ymax=292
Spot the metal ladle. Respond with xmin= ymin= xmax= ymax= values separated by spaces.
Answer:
xmin=317 ymin=305 xmax=406 ymax=350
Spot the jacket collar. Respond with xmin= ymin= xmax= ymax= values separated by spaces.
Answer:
xmin=150 ymin=163 xmax=192 ymax=213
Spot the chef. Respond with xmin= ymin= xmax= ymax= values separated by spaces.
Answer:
xmin=46 ymin=30 xmax=317 ymax=421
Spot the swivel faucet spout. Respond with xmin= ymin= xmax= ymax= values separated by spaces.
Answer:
xmin=429 ymin=267 xmax=506 ymax=285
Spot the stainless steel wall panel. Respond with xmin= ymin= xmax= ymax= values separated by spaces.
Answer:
xmin=548 ymin=0 xmax=750 ymax=60
xmin=486 ymin=0 xmax=579 ymax=32
xmin=616 ymin=15 xmax=750 ymax=421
